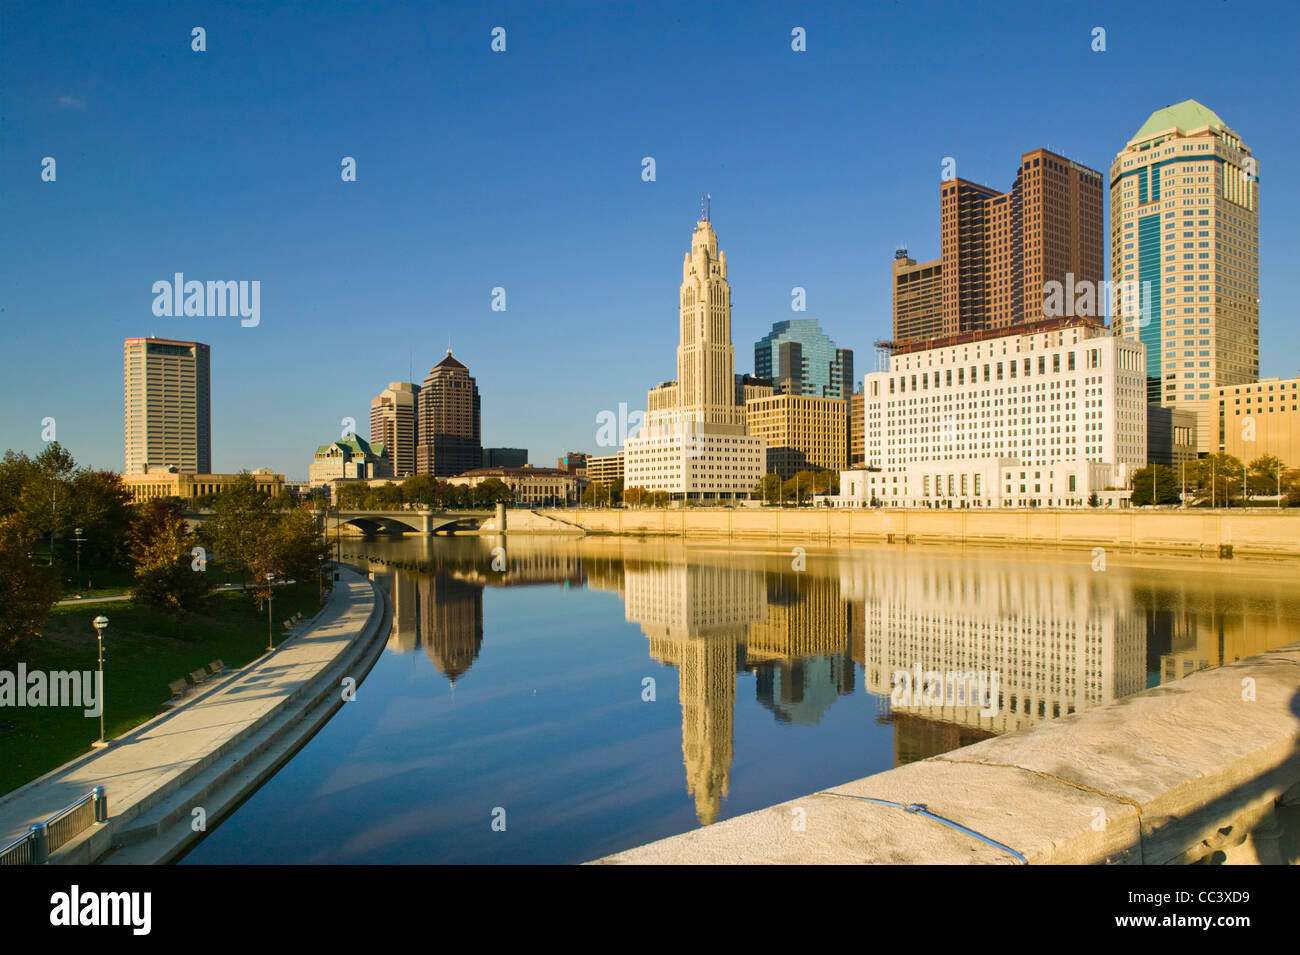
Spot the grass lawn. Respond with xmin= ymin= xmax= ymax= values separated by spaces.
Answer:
xmin=0 ymin=584 xmax=326 ymax=798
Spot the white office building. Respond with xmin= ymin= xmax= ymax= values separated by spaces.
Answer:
xmin=835 ymin=319 xmax=1147 ymax=508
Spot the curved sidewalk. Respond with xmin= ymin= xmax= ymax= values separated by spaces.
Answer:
xmin=0 ymin=566 xmax=389 ymax=864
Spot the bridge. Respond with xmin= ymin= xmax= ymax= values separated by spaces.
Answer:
xmin=182 ymin=508 xmax=489 ymax=536
xmin=326 ymin=508 xmax=488 ymax=535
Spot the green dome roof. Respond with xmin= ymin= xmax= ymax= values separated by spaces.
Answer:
xmin=1130 ymin=100 xmax=1226 ymax=143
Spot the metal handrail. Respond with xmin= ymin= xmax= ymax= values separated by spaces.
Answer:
xmin=0 ymin=786 xmax=107 ymax=865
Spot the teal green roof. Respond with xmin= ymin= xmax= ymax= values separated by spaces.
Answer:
xmin=1130 ymin=100 xmax=1225 ymax=144
xmin=314 ymin=436 xmax=383 ymax=457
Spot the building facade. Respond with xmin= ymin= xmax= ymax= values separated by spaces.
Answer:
xmin=1110 ymin=100 xmax=1259 ymax=450
xmin=416 ymin=351 xmax=482 ymax=477
xmin=310 ymin=436 xmax=392 ymax=485
xmin=1147 ymin=405 xmax=1199 ymax=469
xmin=121 ymin=466 xmax=283 ymax=504
xmin=484 ymin=447 xmax=528 ymax=468
xmin=123 ymin=337 xmax=211 ymax=474
xmin=754 ymin=318 xmax=854 ymax=398
xmin=623 ymin=215 xmax=765 ymax=501
xmin=584 ymin=451 xmax=624 ymax=485
xmin=849 ymin=390 xmax=865 ymax=467
xmin=940 ymin=149 xmax=1104 ymax=337
xmin=1216 ymin=377 xmax=1300 ymax=468
xmin=841 ymin=319 xmax=1145 ymax=507
xmin=370 ymin=382 xmax=420 ymax=478
xmin=891 ymin=249 xmax=944 ymax=345
xmin=744 ymin=393 xmax=848 ymax=480
xmin=447 ymin=466 xmax=577 ymax=506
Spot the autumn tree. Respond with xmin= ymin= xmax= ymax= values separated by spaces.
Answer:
xmin=0 ymin=516 xmax=61 ymax=669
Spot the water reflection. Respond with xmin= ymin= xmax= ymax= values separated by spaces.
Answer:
xmin=348 ymin=538 xmax=1300 ymax=831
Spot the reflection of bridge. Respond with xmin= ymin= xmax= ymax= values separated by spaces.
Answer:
xmin=331 ymin=509 xmax=486 ymax=535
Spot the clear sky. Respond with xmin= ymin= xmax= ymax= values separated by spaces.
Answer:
xmin=3 ymin=0 xmax=1297 ymax=479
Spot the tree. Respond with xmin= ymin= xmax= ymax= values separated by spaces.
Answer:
xmin=1087 ymin=491 xmax=1101 ymax=508
xmin=582 ymin=482 xmax=607 ymax=506
xmin=1246 ymin=454 xmax=1286 ymax=499
xmin=68 ymin=469 xmax=133 ymax=571
xmin=753 ymin=473 xmax=782 ymax=504
xmin=473 ymin=478 xmax=513 ymax=506
xmin=610 ymin=478 xmax=624 ymax=506
xmin=1194 ymin=453 xmax=1244 ymax=506
xmin=400 ymin=474 xmax=441 ymax=507
xmin=1130 ymin=464 xmax=1179 ymax=506
xmin=130 ymin=499 xmax=212 ymax=630
xmin=199 ymin=472 xmax=273 ymax=589
xmin=649 ymin=491 xmax=670 ymax=507
xmin=17 ymin=442 xmax=78 ymax=563
xmin=0 ymin=516 xmax=61 ymax=669
xmin=623 ymin=487 xmax=648 ymax=508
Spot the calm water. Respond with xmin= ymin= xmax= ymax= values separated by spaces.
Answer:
xmin=180 ymin=536 xmax=1300 ymax=864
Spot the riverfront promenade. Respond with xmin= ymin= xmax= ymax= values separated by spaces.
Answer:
xmin=0 ymin=566 xmax=388 ymax=864
xmin=595 ymin=642 xmax=1300 ymax=865
xmin=539 ymin=507 xmax=1300 ymax=558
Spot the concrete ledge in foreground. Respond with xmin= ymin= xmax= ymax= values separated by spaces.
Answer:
xmin=593 ymin=643 xmax=1300 ymax=865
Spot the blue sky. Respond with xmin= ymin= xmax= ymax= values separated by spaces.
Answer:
xmin=3 ymin=0 xmax=1297 ymax=479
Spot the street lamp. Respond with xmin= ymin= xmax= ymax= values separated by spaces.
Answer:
xmin=265 ymin=573 xmax=275 ymax=652
xmin=317 ymin=555 xmax=324 ymax=603
xmin=92 ymin=616 xmax=109 ymax=747
xmin=73 ymin=527 xmax=85 ymax=592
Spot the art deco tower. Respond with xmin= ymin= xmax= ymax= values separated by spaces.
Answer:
xmin=627 ymin=210 xmax=765 ymax=500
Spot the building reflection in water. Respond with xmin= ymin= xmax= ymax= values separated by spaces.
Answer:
xmin=357 ymin=538 xmax=1300 ymax=831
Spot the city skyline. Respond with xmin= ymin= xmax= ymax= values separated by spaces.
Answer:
xmin=4 ymin=1 xmax=1298 ymax=480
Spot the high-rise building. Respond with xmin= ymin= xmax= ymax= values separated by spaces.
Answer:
xmin=744 ymin=393 xmax=848 ymax=480
xmin=891 ymin=249 xmax=943 ymax=345
xmin=1110 ymin=100 xmax=1259 ymax=450
xmin=415 ymin=351 xmax=482 ymax=478
xmin=754 ymin=318 xmax=854 ymax=398
xmin=123 ymin=337 xmax=211 ymax=474
xmin=1215 ymin=377 xmax=1299 ymax=467
xmin=370 ymin=381 xmax=420 ymax=478
xmin=940 ymin=148 xmax=1104 ymax=336
xmin=624 ymin=213 xmax=765 ymax=500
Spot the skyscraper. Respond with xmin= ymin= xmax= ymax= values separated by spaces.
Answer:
xmin=1110 ymin=100 xmax=1259 ymax=450
xmin=940 ymin=148 xmax=1104 ymax=336
xmin=623 ymin=212 xmax=765 ymax=500
xmin=415 ymin=351 xmax=482 ymax=478
xmin=891 ymin=248 xmax=943 ymax=345
xmin=754 ymin=318 xmax=854 ymax=398
xmin=123 ymin=337 xmax=211 ymax=474
xmin=370 ymin=381 xmax=420 ymax=478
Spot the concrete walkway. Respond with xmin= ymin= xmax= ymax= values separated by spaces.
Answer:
xmin=0 ymin=566 xmax=388 ymax=864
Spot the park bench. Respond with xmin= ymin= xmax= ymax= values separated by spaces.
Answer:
xmin=206 ymin=660 xmax=225 ymax=676
xmin=166 ymin=679 xmax=189 ymax=705
xmin=188 ymin=668 xmax=209 ymax=687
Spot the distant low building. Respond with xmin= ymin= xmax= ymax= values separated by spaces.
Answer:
xmin=310 ymin=436 xmax=392 ymax=485
xmin=448 ymin=466 xmax=577 ymax=507
xmin=584 ymin=451 xmax=624 ymax=485
xmin=484 ymin=447 xmax=528 ymax=468
xmin=120 ymin=465 xmax=284 ymax=504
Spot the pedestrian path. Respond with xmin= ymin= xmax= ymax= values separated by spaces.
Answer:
xmin=0 ymin=567 xmax=380 ymax=861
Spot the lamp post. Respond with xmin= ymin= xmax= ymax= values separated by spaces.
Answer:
xmin=73 ymin=527 xmax=85 ymax=592
xmin=266 ymin=573 xmax=275 ymax=652
xmin=317 ymin=555 xmax=324 ymax=603
xmin=92 ymin=616 xmax=109 ymax=747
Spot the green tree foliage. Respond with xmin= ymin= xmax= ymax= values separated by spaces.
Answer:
xmin=129 ymin=499 xmax=212 ymax=623
xmin=753 ymin=473 xmax=783 ymax=503
xmin=623 ymin=487 xmax=649 ymax=507
xmin=0 ymin=516 xmax=61 ymax=669
xmin=199 ymin=472 xmax=274 ymax=587
xmin=1129 ymin=464 xmax=1180 ymax=506
xmin=1193 ymin=453 xmax=1245 ymax=506
xmin=1246 ymin=454 xmax=1286 ymax=498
